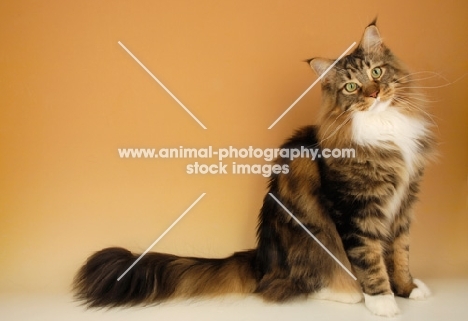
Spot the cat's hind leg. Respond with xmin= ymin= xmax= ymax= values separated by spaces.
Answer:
xmin=409 ymin=279 xmax=431 ymax=300
xmin=310 ymin=264 xmax=363 ymax=304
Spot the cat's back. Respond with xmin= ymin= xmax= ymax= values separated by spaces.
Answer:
xmin=280 ymin=125 xmax=320 ymax=151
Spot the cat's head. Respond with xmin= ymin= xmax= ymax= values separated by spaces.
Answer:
xmin=309 ymin=22 xmax=424 ymax=146
xmin=309 ymin=22 xmax=410 ymax=113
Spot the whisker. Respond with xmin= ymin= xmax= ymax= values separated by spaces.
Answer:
xmin=393 ymin=90 xmax=439 ymax=103
xmin=319 ymin=109 xmax=348 ymax=143
xmin=319 ymin=114 xmax=352 ymax=145
xmin=396 ymin=75 xmax=447 ymax=83
xmin=392 ymin=97 xmax=440 ymax=129
xmin=401 ymin=95 xmax=438 ymax=103
xmin=396 ymin=73 xmax=467 ymax=90
xmin=394 ymin=71 xmax=450 ymax=83
xmin=396 ymin=84 xmax=453 ymax=90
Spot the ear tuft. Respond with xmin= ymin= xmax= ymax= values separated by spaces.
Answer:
xmin=309 ymin=58 xmax=335 ymax=77
xmin=367 ymin=17 xmax=378 ymax=27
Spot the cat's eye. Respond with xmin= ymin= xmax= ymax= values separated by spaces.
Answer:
xmin=371 ymin=67 xmax=382 ymax=79
xmin=344 ymin=82 xmax=358 ymax=93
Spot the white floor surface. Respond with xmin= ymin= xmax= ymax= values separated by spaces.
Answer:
xmin=0 ymin=279 xmax=467 ymax=321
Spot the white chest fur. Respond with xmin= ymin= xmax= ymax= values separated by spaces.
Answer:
xmin=351 ymin=100 xmax=429 ymax=219
xmin=351 ymin=100 xmax=428 ymax=177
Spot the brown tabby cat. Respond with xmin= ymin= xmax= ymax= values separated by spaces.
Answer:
xmin=74 ymin=22 xmax=435 ymax=317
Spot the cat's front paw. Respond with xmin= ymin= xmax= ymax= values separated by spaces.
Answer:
xmin=364 ymin=293 xmax=400 ymax=317
xmin=409 ymin=279 xmax=431 ymax=300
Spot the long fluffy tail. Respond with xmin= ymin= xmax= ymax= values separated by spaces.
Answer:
xmin=73 ymin=247 xmax=258 ymax=307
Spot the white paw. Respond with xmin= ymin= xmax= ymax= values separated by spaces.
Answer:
xmin=409 ymin=279 xmax=431 ymax=300
xmin=364 ymin=293 xmax=400 ymax=317
xmin=311 ymin=287 xmax=363 ymax=304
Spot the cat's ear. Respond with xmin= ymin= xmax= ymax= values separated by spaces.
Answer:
xmin=308 ymin=58 xmax=335 ymax=78
xmin=359 ymin=24 xmax=383 ymax=52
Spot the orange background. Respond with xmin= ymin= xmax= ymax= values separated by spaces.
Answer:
xmin=1 ymin=0 xmax=467 ymax=293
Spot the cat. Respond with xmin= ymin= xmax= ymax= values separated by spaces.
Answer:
xmin=73 ymin=21 xmax=436 ymax=317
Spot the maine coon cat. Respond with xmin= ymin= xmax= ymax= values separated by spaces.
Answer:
xmin=73 ymin=22 xmax=435 ymax=317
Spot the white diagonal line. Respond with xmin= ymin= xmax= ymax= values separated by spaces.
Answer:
xmin=268 ymin=193 xmax=357 ymax=280
xmin=117 ymin=192 xmax=206 ymax=281
xmin=268 ymin=41 xmax=357 ymax=129
xmin=118 ymin=41 xmax=207 ymax=129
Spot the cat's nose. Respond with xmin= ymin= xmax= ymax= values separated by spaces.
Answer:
xmin=368 ymin=90 xmax=380 ymax=98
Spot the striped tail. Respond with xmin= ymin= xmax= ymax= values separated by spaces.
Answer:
xmin=73 ymin=247 xmax=258 ymax=307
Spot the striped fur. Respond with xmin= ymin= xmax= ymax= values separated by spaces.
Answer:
xmin=73 ymin=22 xmax=435 ymax=316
